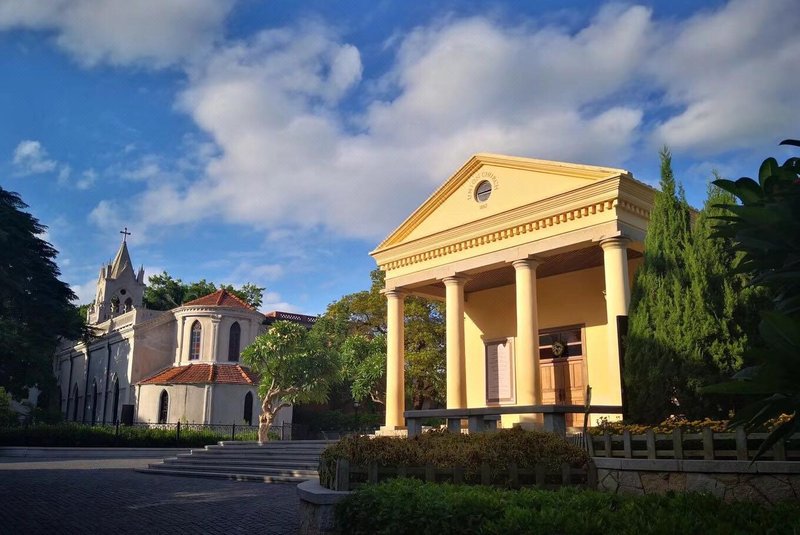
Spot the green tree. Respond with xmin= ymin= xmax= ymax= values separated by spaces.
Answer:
xmin=314 ymin=269 xmax=445 ymax=409
xmin=221 ymin=283 xmax=265 ymax=309
xmin=143 ymin=272 xmax=264 ymax=310
xmin=0 ymin=187 xmax=81 ymax=396
xmin=183 ymin=279 xmax=218 ymax=303
xmin=143 ymin=272 xmax=184 ymax=310
xmin=624 ymin=148 xmax=693 ymax=422
xmin=703 ymin=140 xmax=800 ymax=457
xmin=242 ymin=320 xmax=337 ymax=442
xmin=624 ymin=149 xmax=762 ymax=422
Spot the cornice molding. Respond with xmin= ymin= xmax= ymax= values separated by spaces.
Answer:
xmin=377 ymin=198 xmax=616 ymax=271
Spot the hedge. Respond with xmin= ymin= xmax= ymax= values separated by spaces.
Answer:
xmin=336 ymin=478 xmax=800 ymax=535
xmin=319 ymin=428 xmax=589 ymax=489
xmin=0 ymin=423 xmax=262 ymax=448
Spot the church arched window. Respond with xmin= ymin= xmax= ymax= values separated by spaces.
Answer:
xmin=110 ymin=296 xmax=120 ymax=315
xmin=189 ymin=321 xmax=201 ymax=360
xmin=244 ymin=392 xmax=253 ymax=426
xmin=228 ymin=322 xmax=241 ymax=362
xmin=124 ymin=297 xmax=133 ymax=312
xmin=158 ymin=390 xmax=169 ymax=424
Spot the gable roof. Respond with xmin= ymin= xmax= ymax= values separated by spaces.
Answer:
xmin=181 ymin=289 xmax=255 ymax=310
xmin=138 ymin=363 xmax=258 ymax=385
xmin=373 ymin=153 xmax=629 ymax=252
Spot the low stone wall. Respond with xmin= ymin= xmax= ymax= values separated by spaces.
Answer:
xmin=296 ymin=478 xmax=351 ymax=535
xmin=594 ymin=457 xmax=800 ymax=504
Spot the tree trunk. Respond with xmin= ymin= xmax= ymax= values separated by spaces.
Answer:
xmin=258 ymin=411 xmax=274 ymax=444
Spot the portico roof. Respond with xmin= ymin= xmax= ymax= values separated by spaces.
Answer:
xmin=371 ymin=152 xmax=655 ymax=285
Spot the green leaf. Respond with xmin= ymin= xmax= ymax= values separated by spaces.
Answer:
xmin=758 ymin=158 xmax=781 ymax=188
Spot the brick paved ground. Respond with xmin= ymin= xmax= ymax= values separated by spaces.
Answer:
xmin=0 ymin=457 xmax=299 ymax=534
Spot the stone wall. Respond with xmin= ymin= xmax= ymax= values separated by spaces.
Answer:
xmin=594 ymin=457 xmax=800 ymax=505
xmin=296 ymin=478 xmax=351 ymax=535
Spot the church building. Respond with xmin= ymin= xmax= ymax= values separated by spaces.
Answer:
xmin=54 ymin=237 xmax=314 ymax=427
xmin=371 ymin=153 xmax=656 ymax=431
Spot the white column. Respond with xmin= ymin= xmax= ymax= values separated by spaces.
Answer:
xmin=175 ymin=317 xmax=186 ymax=365
xmin=513 ymin=258 xmax=542 ymax=406
xmin=210 ymin=315 xmax=221 ymax=362
xmin=383 ymin=289 xmax=405 ymax=430
xmin=443 ymin=276 xmax=468 ymax=409
xmin=600 ymin=236 xmax=631 ymax=404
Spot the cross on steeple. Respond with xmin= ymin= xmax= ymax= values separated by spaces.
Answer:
xmin=120 ymin=227 xmax=131 ymax=242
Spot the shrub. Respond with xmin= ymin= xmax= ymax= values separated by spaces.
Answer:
xmin=335 ymin=478 xmax=800 ymax=535
xmin=319 ymin=428 xmax=589 ymax=489
xmin=588 ymin=416 xmax=729 ymax=435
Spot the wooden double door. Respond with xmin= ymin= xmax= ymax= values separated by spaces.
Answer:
xmin=539 ymin=326 xmax=585 ymax=427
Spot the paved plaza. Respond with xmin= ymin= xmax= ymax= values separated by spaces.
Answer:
xmin=0 ymin=456 xmax=300 ymax=534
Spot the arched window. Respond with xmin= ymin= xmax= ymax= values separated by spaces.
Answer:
xmin=110 ymin=296 xmax=120 ymax=314
xmin=189 ymin=321 xmax=201 ymax=360
xmin=244 ymin=392 xmax=253 ymax=426
xmin=72 ymin=384 xmax=79 ymax=421
xmin=124 ymin=297 xmax=133 ymax=312
xmin=228 ymin=322 xmax=241 ymax=362
xmin=91 ymin=380 xmax=98 ymax=425
xmin=112 ymin=378 xmax=120 ymax=424
xmin=158 ymin=390 xmax=169 ymax=424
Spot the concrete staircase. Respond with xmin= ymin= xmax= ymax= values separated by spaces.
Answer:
xmin=138 ymin=440 xmax=336 ymax=483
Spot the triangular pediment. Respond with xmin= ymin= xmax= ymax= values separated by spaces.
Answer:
xmin=373 ymin=154 xmax=628 ymax=253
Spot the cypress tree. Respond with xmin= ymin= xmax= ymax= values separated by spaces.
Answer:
xmin=624 ymin=147 xmax=692 ymax=422
xmin=625 ymin=154 xmax=765 ymax=422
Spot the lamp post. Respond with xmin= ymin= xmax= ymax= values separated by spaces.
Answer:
xmin=353 ymin=401 xmax=360 ymax=435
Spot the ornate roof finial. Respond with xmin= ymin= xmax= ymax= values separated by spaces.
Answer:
xmin=120 ymin=227 xmax=131 ymax=242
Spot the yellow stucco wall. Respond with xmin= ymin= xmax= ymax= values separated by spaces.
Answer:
xmin=464 ymin=258 xmax=641 ymax=427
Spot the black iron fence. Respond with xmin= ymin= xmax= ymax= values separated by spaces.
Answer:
xmin=0 ymin=420 xmax=310 ymax=447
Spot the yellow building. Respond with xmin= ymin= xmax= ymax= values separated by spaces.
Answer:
xmin=370 ymin=154 xmax=655 ymax=431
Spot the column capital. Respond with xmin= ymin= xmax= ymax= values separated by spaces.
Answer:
xmin=599 ymin=235 xmax=631 ymax=250
xmin=382 ymin=288 xmax=406 ymax=299
xmin=511 ymin=256 xmax=542 ymax=270
xmin=441 ymin=275 xmax=469 ymax=286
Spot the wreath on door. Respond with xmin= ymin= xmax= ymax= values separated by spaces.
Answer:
xmin=551 ymin=340 xmax=566 ymax=357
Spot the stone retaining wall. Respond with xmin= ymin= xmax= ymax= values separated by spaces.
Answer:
xmin=296 ymin=478 xmax=351 ymax=535
xmin=594 ymin=458 xmax=800 ymax=504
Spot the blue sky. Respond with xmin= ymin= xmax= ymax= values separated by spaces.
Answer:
xmin=1 ymin=0 xmax=798 ymax=315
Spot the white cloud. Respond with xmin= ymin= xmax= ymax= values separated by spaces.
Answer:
xmin=84 ymin=0 xmax=799 ymax=245
xmin=116 ymin=9 xmax=650 ymax=241
xmin=76 ymin=169 xmax=97 ymax=190
xmin=12 ymin=140 xmax=58 ymax=175
xmin=70 ymin=278 xmax=97 ymax=304
xmin=0 ymin=0 xmax=234 ymax=68
xmin=649 ymin=0 xmax=800 ymax=154
xmin=260 ymin=291 xmax=301 ymax=314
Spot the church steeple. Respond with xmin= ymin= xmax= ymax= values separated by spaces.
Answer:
xmin=109 ymin=240 xmax=134 ymax=279
xmin=87 ymin=229 xmax=146 ymax=324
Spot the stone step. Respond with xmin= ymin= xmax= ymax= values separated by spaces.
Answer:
xmin=195 ymin=447 xmax=329 ymax=456
xmin=215 ymin=440 xmax=336 ymax=447
xmin=146 ymin=462 xmax=317 ymax=478
xmin=136 ymin=466 xmax=312 ymax=483
xmin=163 ymin=457 xmax=318 ymax=469
xmin=139 ymin=439 xmax=335 ymax=482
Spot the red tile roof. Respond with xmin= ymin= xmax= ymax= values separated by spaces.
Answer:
xmin=182 ymin=289 xmax=255 ymax=310
xmin=138 ymin=363 xmax=259 ymax=385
